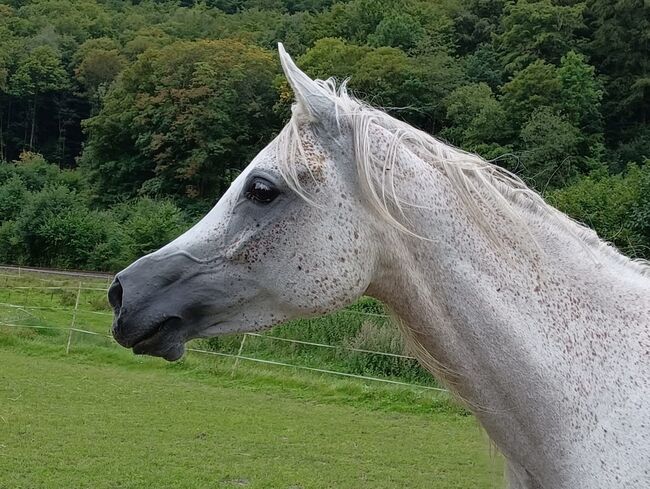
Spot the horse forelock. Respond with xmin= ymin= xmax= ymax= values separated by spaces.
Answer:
xmin=276 ymin=78 xmax=650 ymax=280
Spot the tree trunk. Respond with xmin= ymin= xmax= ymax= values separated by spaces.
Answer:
xmin=0 ymin=101 xmax=5 ymax=162
xmin=29 ymin=95 xmax=37 ymax=151
xmin=57 ymin=98 xmax=65 ymax=164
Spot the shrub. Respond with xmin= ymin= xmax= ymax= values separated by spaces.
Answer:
xmin=0 ymin=175 xmax=28 ymax=222
xmin=112 ymin=197 xmax=189 ymax=262
xmin=547 ymin=162 xmax=650 ymax=258
xmin=8 ymin=185 xmax=119 ymax=270
xmin=631 ymin=160 xmax=650 ymax=247
xmin=0 ymin=220 xmax=27 ymax=264
xmin=9 ymin=152 xmax=62 ymax=192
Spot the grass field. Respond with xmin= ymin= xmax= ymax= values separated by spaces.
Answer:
xmin=0 ymin=269 xmax=504 ymax=488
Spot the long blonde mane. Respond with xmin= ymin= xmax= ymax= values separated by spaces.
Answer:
xmin=277 ymin=78 xmax=650 ymax=279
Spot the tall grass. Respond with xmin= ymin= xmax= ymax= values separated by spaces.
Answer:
xmin=201 ymin=297 xmax=437 ymax=386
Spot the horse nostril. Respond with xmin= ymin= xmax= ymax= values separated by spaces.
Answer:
xmin=108 ymin=277 xmax=123 ymax=314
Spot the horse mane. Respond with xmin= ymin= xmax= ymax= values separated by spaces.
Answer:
xmin=277 ymin=78 xmax=650 ymax=280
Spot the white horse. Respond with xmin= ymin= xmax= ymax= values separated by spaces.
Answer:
xmin=109 ymin=45 xmax=650 ymax=488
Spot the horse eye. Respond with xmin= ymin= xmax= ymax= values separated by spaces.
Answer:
xmin=244 ymin=177 xmax=280 ymax=204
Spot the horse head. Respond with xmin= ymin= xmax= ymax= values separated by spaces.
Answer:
xmin=109 ymin=45 xmax=381 ymax=360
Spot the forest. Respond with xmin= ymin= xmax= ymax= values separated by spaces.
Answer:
xmin=0 ymin=0 xmax=648 ymax=271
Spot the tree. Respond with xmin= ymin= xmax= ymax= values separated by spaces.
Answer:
xmin=16 ymin=0 xmax=113 ymax=44
xmin=0 ymin=0 xmax=645 ymax=273
xmin=297 ymin=37 xmax=371 ymax=80
xmin=81 ymin=39 xmax=280 ymax=203
xmin=368 ymin=13 xmax=426 ymax=53
xmin=452 ymin=0 xmax=506 ymax=55
xmin=122 ymin=28 xmax=175 ymax=59
xmin=463 ymin=45 xmax=504 ymax=90
xmin=74 ymin=39 xmax=126 ymax=113
xmin=497 ymin=0 xmax=586 ymax=72
xmin=298 ymin=39 xmax=464 ymax=132
xmin=500 ymin=54 xmax=605 ymax=182
xmin=557 ymin=51 xmax=603 ymax=132
xmin=0 ymin=5 xmax=18 ymax=161
xmin=586 ymin=0 xmax=649 ymax=161
xmin=501 ymin=60 xmax=561 ymax=131
xmin=520 ymin=107 xmax=583 ymax=189
xmin=631 ymin=160 xmax=650 ymax=249
xmin=330 ymin=0 xmax=399 ymax=43
xmin=404 ymin=1 xmax=456 ymax=54
xmin=0 ymin=174 xmax=27 ymax=222
xmin=548 ymin=162 xmax=650 ymax=258
xmin=9 ymin=46 xmax=69 ymax=151
xmin=442 ymin=83 xmax=507 ymax=149
xmin=111 ymin=197 xmax=188 ymax=260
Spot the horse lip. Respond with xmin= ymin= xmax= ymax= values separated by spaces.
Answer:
xmin=130 ymin=317 xmax=185 ymax=361
xmin=131 ymin=323 xmax=165 ymax=349
xmin=112 ymin=316 xmax=178 ymax=349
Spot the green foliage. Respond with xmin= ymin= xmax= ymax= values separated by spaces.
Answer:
xmin=9 ymin=45 xmax=68 ymax=97
xmin=3 ymin=152 xmax=67 ymax=191
xmin=586 ymin=0 xmax=649 ymax=158
xmin=13 ymin=185 xmax=94 ymax=267
xmin=499 ymin=52 xmax=605 ymax=188
xmin=452 ymin=0 xmax=506 ymax=54
xmin=463 ymin=45 xmax=503 ymax=89
xmin=501 ymin=60 xmax=562 ymax=130
xmin=0 ymin=174 xmax=27 ymax=222
xmin=368 ymin=12 xmax=426 ymax=53
xmin=0 ymin=220 xmax=23 ymax=264
xmin=112 ymin=197 xmax=188 ymax=260
xmin=547 ymin=162 xmax=650 ymax=258
xmin=330 ymin=0 xmax=401 ymax=44
xmin=497 ymin=0 xmax=586 ymax=72
xmin=296 ymin=37 xmax=369 ymax=79
xmin=0 ymin=0 xmax=647 ymax=269
xmin=73 ymin=38 xmax=126 ymax=112
xmin=557 ymin=50 xmax=603 ymax=131
xmin=520 ymin=107 xmax=583 ymax=189
xmin=299 ymin=38 xmax=464 ymax=131
xmin=0 ymin=157 xmax=189 ymax=271
xmin=442 ymin=83 xmax=506 ymax=149
xmin=631 ymin=163 xmax=650 ymax=246
xmin=81 ymin=39 xmax=280 ymax=202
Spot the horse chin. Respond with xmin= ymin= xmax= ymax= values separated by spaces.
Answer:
xmin=133 ymin=340 xmax=186 ymax=362
xmin=128 ymin=317 xmax=188 ymax=362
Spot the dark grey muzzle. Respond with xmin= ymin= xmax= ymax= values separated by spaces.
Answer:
xmin=108 ymin=253 xmax=209 ymax=361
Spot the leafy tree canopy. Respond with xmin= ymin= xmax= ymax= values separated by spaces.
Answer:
xmin=0 ymin=0 xmax=648 ymax=267
xmin=81 ymin=39 xmax=280 ymax=202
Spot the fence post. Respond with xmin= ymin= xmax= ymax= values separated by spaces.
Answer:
xmin=231 ymin=334 xmax=248 ymax=376
xmin=65 ymin=282 xmax=82 ymax=354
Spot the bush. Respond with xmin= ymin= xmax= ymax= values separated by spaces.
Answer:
xmin=0 ymin=220 xmax=26 ymax=264
xmin=0 ymin=153 xmax=191 ymax=271
xmin=111 ymin=197 xmax=189 ymax=263
xmin=0 ymin=175 xmax=28 ymax=222
xmin=6 ymin=152 xmax=63 ymax=192
xmin=547 ymin=162 xmax=650 ymax=258
xmin=631 ymin=161 xmax=650 ymax=247
xmin=8 ymin=185 xmax=117 ymax=269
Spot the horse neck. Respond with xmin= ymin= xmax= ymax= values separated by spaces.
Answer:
xmin=365 ymin=162 xmax=650 ymax=486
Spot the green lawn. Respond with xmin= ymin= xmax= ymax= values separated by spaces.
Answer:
xmin=0 ymin=344 xmax=503 ymax=489
xmin=0 ymin=269 xmax=503 ymax=487
xmin=0 ymin=270 xmax=113 ymax=334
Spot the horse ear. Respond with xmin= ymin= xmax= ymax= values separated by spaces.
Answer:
xmin=278 ymin=43 xmax=333 ymax=120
